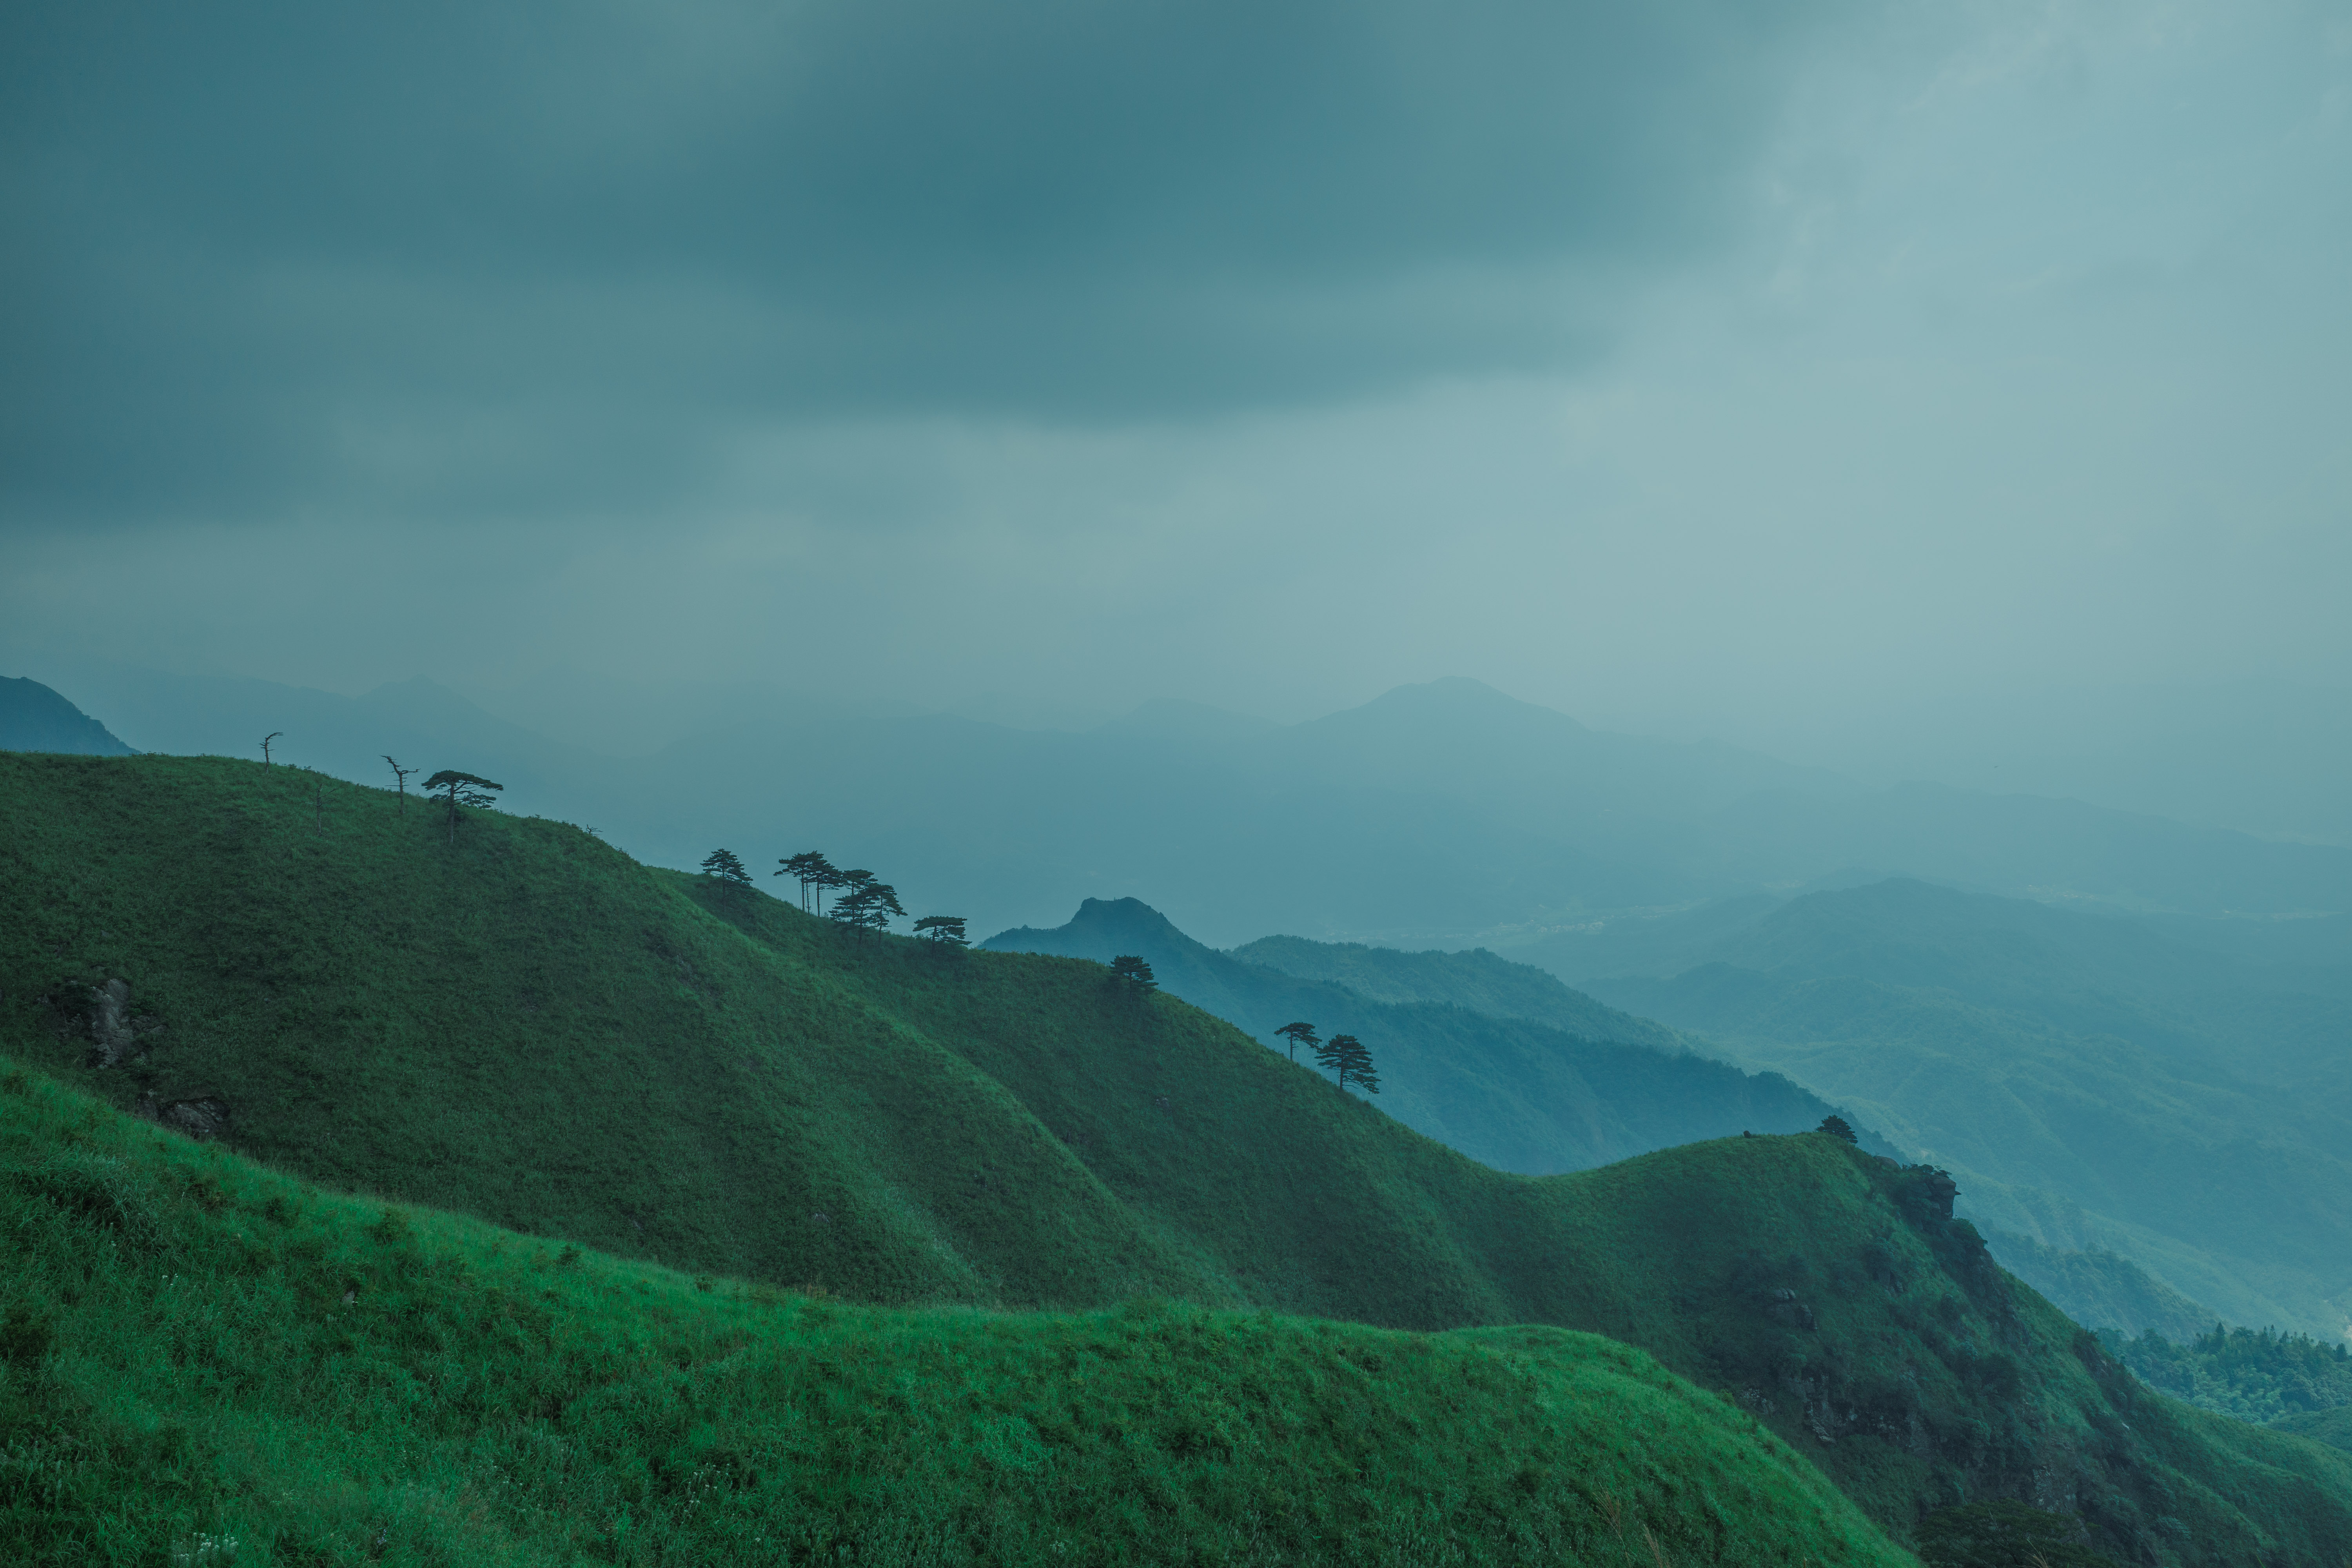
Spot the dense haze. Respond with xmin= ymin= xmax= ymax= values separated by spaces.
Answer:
xmin=5 ymin=0 xmax=2348 ymax=844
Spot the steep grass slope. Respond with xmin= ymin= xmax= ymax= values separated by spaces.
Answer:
xmin=0 ymin=1067 xmax=1916 ymax=1568
xmin=987 ymin=897 xmax=1852 ymax=1176
xmin=7 ymin=755 xmax=2352 ymax=1562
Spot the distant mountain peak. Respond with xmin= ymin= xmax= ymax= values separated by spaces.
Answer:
xmin=0 ymin=677 xmax=136 ymax=756
xmin=1357 ymin=676 xmax=1588 ymax=727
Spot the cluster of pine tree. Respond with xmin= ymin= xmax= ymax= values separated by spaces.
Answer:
xmin=689 ymin=847 xmax=965 ymax=944
xmin=1273 ymin=1021 xmax=1379 ymax=1094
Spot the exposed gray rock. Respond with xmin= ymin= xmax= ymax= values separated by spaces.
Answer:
xmin=86 ymin=978 xmax=136 ymax=1067
xmin=160 ymin=1097 xmax=231 ymax=1141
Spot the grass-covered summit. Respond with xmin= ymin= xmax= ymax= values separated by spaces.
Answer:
xmin=7 ymin=752 xmax=2352 ymax=1563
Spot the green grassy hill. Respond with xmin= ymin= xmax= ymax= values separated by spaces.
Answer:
xmin=0 ymin=1067 xmax=1916 ymax=1567
xmin=8 ymin=754 xmax=2352 ymax=1563
xmin=986 ymin=897 xmax=1855 ymax=1176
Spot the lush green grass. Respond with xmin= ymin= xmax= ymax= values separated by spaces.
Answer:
xmin=0 ymin=1065 xmax=1914 ymax=1567
xmin=7 ymin=754 xmax=2352 ymax=1564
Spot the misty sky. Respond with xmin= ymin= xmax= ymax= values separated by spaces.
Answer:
xmin=5 ymin=0 xmax=2348 ymax=821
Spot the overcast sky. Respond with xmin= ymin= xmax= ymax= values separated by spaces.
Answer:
xmin=5 ymin=0 xmax=2348 ymax=811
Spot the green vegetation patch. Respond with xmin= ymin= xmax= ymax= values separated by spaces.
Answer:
xmin=2104 ymin=1324 xmax=2352 ymax=1425
xmin=0 ymin=1067 xmax=1909 ymax=1567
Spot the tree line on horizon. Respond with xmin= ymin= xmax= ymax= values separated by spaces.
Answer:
xmin=695 ymin=846 xmax=969 ymax=946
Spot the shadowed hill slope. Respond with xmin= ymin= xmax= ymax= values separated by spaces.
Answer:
xmin=7 ymin=753 xmax=2352 ymax=1561
xmin=987 ymin=897 xmax=1856 ymax=1175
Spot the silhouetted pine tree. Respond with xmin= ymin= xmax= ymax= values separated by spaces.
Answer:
xmin=777 ymin=851 xmax=836 ymax=912
xmin=1316 ymin=1033 xmax=1378 ymax=1093
xmin=701 ymin=849 xmax=753 ymax=893
xmin=1275 ymin=1022 xmax=1319 ymax=1062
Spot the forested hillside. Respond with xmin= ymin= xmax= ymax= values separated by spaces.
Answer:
xmin=8 ymin=753 xmax=2352 ymax=1563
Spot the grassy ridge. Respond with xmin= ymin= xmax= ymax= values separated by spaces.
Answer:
xmin=0 ymin=1066 xmax=1914 ymax=1567
xmin=7 ymin=754 xmax=2352 ymax=1562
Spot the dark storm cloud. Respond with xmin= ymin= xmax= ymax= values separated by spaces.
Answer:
xmin=1 ymin=0 xmax=1849 ymax=524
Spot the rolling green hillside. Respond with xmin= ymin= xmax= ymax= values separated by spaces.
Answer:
xmin=1228 ymin=932 xmax=1684 ymax=1051
xmin=1585 ymin=880 xmax=2352 ymax=1339
xmin=0 ymin=1067 xmax=1917 ymax=1567
xmin=9 ymin=754 xmax=2352 ymax=1562
xmin=987 ymin=897 xmax=1857 ymax=1176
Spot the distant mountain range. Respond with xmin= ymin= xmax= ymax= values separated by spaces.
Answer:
xmin=984 ymin=897 xmax=1867 ymax=1176
xmin=12 ymin=662 xmax=2348 ymax=949
xmin=1578 ymin=878 xmax=2352 ymax=1340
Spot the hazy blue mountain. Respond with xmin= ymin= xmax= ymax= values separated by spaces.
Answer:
xmin=1254 ymin=677 xmax=1857 ymax=870
xmin=25 ymin=662 xmax=2352 ymax=948
xmin=0 ymin=676 xmax=134 ymax=755
xmin=1985 ymin=1231 xmax=2218 ymax=1343
xmin=1695 ymin=782 xmax=2352 ymax=924
xmin=1229 ymin=933 xmax=1684 ymax=1052
xmin=1582 ymin=878 xmax=2352 ymax=1338
xmin=1094 ymin=697 xmax=1279 ymax=746
xmin=984 ymin=897 xmax=1869 ymax=1177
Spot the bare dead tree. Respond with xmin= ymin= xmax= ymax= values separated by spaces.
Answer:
xmin=383 ymin=756 xmax=417 ymax=813
xmin=261 ymin=731 xmax=283 ymax=764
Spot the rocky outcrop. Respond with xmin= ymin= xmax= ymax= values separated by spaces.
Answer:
xmin=74 ymin=978 xmax=164 ymax=1068
xmin=134 ymin=1092 xmax=231 ymax=1141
